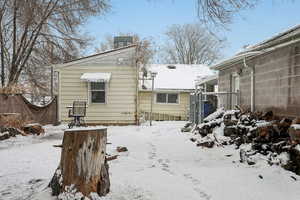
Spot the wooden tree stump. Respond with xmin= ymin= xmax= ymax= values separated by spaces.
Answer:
xmin=49 ymin=128 xmax=110 ymax=198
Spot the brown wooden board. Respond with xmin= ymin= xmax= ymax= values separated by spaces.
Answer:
xmin=0 ymin=94 xmax=57 ymax=125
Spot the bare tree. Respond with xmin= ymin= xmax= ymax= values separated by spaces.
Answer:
xmin=96 ymin=33 xmax=156 ymax=66
xmin=162 ymin=23 xmax=224 ymax=65
xmin=95 ymin=34 xmax=115 ymax=53
xmin=0 ymin=0 xmax=110 ymax=89
xmin=196 ymin=0 xmax=257 ymax=27
xmin=144 ymin=0 xmax=257 ymax=27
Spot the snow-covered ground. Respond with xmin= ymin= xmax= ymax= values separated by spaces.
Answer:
xmin=1 ymin=122 xmax=300 ymax=200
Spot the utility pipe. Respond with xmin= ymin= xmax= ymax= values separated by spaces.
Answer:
xmin=243 ymin=57 xmax=255 ymax=112
xmin=149 ymin=72 xmax=157 ymax=126
xmin=150 ymin=76 xmax=154 ymax=126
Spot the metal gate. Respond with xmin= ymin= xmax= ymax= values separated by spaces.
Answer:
xmin=189 ymin=90 xmax=240 ymax=125
xmin=189 ymin=93 xmax=204 ymax=125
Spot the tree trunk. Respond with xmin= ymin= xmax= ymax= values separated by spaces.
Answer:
xmin=49 ymin=128 xmax=110 ymax=198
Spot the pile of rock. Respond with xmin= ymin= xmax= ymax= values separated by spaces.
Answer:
xmin=185 ymin=108 xmax=300 ymax=175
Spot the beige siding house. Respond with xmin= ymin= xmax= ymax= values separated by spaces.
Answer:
xmin=54 ymin=45 xmax=139 ymax=125
xmin=139 ymin=64 xmax=214 ymax=121
xmin=54 ymin=46 xmax=214 ymax=124
xmin=139 ymin=91 xmax=190 ymax=120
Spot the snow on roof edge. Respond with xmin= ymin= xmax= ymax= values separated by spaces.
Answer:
xmin=212 ymin=24 xmax=300 ymax=70
xmin=53 ymin=45 xmax=137 ymax=70
xmin=196 ymin=74 xmax=218 ymax=85
xmin=80 ymin=72 xmax=111 ymax=82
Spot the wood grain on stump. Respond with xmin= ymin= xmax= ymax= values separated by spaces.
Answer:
xmin=50 ymin=128 xmax=110 ymax=197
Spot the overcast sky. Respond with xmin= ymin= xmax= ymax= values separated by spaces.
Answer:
xmin=83 ymin=0 xmax=300 ymax=62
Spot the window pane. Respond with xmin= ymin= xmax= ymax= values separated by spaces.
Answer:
xmin=168 ymin=94 xmax=178 ymax=103
xmin=156 ymin=93 xmax=167 ymax=103
xmin=91 ymin=91 xmax=105 ymax=103
xmin=91 ymin=82 xmax=105 ymax=90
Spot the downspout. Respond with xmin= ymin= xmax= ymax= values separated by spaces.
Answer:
xmin=56 ymin=70 xmax=61 ymax=123
xmin=243 ymin=57 xmax=255 ymax=112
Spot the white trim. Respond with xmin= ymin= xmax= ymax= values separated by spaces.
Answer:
xmin=53 ymin=46 xmax=136 ymax=70
xmin=80 ymin=72 xmax=111 ymax=82
xmin=196 ymin=74 xmax=218 ymax=85
xmin=231 ymin=72 xmax=240 ymax=109
xmin=231 ymin=72 xmax=240 ymax=92
xmin=140 ymin=89 xmax=194 ymax=93
xmin=212 ymin=37 xmax=300 ymax=71
xmin=211 ymin=51 xmax=261 ymax=70
xmin=155 ymin=92 xmax=180 ymax=105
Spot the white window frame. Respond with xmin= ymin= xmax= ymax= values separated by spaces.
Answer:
xmin=231 ymin=73 xmax=240 ymax=93
xmin=231 ymin=72 xmax=240 ymax=109
xmin=155 ymin=93 xmax=180 ymax=104
xmin=88 ymin=82 xmax=107 ymax=104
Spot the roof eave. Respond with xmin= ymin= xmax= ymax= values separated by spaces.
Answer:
xmin=212 ymin=26 xmax=300 ymax=71
xmin=211 ymin=51 xmax=262 ymax=71
xmin=139 ymin=88 xmax=194 ymax=92
xmin=53 ymin=45 xmax=137 ymax=70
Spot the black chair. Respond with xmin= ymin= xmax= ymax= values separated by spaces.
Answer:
xmin=68 ymin=101 xmax=87 ymax=128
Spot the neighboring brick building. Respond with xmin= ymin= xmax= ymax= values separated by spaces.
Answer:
xmin=212 ymin=25 xmax=300 ymax=118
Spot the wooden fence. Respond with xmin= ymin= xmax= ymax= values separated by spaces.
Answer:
xmin=140 ymin=111 xmax=183 ymax=121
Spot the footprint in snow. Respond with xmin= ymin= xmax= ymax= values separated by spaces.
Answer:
xmin=147 ymin=142 xmax=157 ymax=160
xmin=158 ymin=158 xmax=174 ymax=175
xmin=194 ymin=188 xmax=211 ymax=200
xmin=183 ymin=174 xmax=211 ymax=199
xmin=183 ymin=173 xmax=201 ymax=185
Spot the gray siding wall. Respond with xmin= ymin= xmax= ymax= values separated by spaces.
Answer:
xmin=218 ymin=42 xmax=300 ymax=118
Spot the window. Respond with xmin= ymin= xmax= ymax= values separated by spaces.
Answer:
xmin=156 ymin=93 xmax=167 ymax=103
xmin=90 ymin=82 xmax=106 ymax=103
xmin=168 ymin=93 xmax=178 ymax=103
xmin=156 ymin=93 xmax=178 ymax=104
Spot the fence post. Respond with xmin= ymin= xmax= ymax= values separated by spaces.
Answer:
xmin=193 ymin=94 xmax=196 ymax=124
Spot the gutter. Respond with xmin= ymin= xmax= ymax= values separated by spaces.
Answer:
xmin=212 ymin=35 xmax=300 ymax=71
xmin=211 ymin=51 xmax=262 ymax=71
xmin=139 ymin=88 xmax=195 ymax=93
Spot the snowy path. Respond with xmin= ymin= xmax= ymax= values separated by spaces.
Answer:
xmin=1 ymin=122 xmax=300 ymax=200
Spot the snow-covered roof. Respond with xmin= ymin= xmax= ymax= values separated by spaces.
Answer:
xmin=196 ymin=74 xmax=218 ymax=85
xmin=80 ymin=73 xmax=111 ymax=82
xmin=140 ymin=64 xmax=215 ymax=91
xmin=212 ymin=24 xmax=300 ymax=70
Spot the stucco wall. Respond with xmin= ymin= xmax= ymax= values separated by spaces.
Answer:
xmin=218 ymin=42 xmax=300 ymax=118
